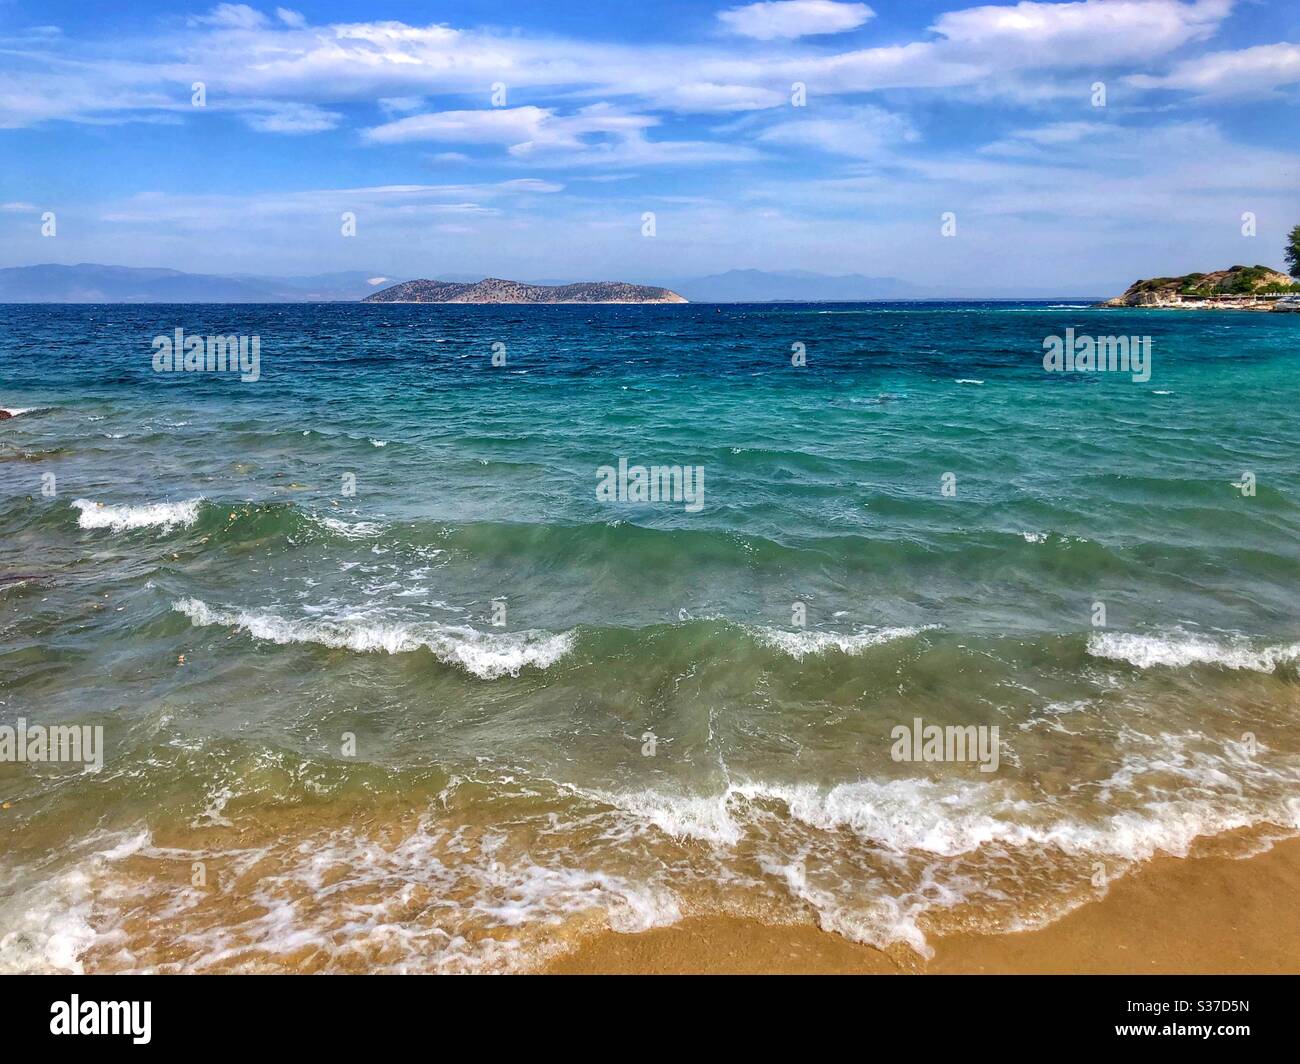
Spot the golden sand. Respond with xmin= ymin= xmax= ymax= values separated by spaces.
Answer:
xmin=545 ymin=836 xmax=1300 ymax=975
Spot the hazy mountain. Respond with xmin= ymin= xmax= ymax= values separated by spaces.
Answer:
xmin=0 ymin=264 xmax=402 ymax=302
xmin=0 ymin=263 xmax=1100 ymax=303
xmin=667 ymin=270 xmax=1102 ymax=301
xmin=671 ymin=269 xmax=920 ymax=302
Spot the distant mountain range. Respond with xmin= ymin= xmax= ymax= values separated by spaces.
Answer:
xmin=364 ymin=278 xmax=686 ymax=304
xmin=0 ymin=263 xmax=1100 ymax=303
xmin=0 ymin=264 xmax=402 ymax=303
xmin=668 ymin=269 xmax=919 ymax=302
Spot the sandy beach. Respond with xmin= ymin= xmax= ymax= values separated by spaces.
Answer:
xmin=547 ymin=835 xmax=1300 ymax=974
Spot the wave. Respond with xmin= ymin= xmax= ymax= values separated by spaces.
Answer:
xmin=162 ymin=586 xmax=1300 ymax=680
xmin=58 ymin=498 xmax=389 ymax=542
xmin=558 ymin=742 xmax=1300 ymax=957
xmin=24 ymin=500 xmax=1283 ymax=598
xmin=72 ymin=497 xmax=202 ymax=532
xmin=589 ymin=768 xmax=1300 ymax=860
xmin=1088 ymin=630 xmax=1300 ymax=672
xmin=173 ymin=597 xmax=574 ymax=679
xmin=752 ymin=624 xmax=933 ymax=660
xmin=1 ymin=818 xmax=678 ymax=975
xmin=313 ymin=515 xmax=386 ymax=539
xmin=14 ymin=730 xmax=1300 ymax=972
xmin=0 ymin=830 xmax=150 ymax=974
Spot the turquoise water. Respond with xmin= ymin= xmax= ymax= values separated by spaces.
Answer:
xmin=1 ymin=302 xmax=1298 ymax=971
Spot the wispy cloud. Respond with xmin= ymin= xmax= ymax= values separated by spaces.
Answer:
xmin=717 ymin=1 xmax=875 ymax=40
xmin=1128 ymin=41 xmax=1300 ymax=95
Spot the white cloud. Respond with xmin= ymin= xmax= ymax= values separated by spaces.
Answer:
xmin=96 ymin=180 xmax=567 ymax=229
xmin=363 ymin=106 xmax=560 ymax=147
xmin=363 ymin=105 xmax=660 ymax=155
xmin=757 ymin=105 xmax=918 ymax=158
xmin=0 ymin=0 xmax=1249 ymax=134
xmin=1128 ymin=41 xmax=1300 ymax=95
xmin=362 ymin=103 xmax=754 ymax=167
xmin=653 ymin=82 xmax=786 ymax=113
xmin=932 ymin=0 xmax=1232 ymax=65
xmin=275 ymin=8 xmax=306 ymax=28
xmin=190 ymin=3 xmax=268 ymax=29
xmin=242 ymin=102 xmax=342 ymax=134
xmin=718 ymin=1 xmax=874 ymax=40
xmin=805 ymin=0 xmax=1236 ymax=95
xmin=980 ymin=120 xmax=1118 ymax=154
xmin=494 ymin=178 xmax=564 ymax=194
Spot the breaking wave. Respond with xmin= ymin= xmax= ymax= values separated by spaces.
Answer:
xmin=173 ymin=597 xmax=575 ymax=679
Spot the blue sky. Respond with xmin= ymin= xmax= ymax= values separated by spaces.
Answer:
xmin=1 ymin=0 xmax=1298 ymax=290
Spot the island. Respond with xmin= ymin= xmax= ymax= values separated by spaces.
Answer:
xmin=1100 ymin=264 xmax=1299 ymax=311
xmin=362 ymin=277 xmax=688 ymax=304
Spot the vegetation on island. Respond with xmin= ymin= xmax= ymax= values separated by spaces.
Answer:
xmin=1286 ymin=223 xmax=1300 ymax=280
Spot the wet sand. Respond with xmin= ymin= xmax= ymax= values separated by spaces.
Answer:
xmin=546 ymin=836 xmax=1300 ymax=974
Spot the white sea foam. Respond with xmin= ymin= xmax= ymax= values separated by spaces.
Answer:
xmin=73 ymin=498 xmax=202 ymax=531
xmin=15 ymin=740 xmax=1300 ymax=971
xmin=1088 ymin=631 xmax=1300 ymax=672
xmin=314 ymin=515 xmax=386 ymax=538
xmin=592 ymin=745 xmax=1300 ymax=875
xmin=589 ymin=787 xmax=745 ymax=846
xmin=0 ymin=831 xmax=149 ymax=974
xmin=0 ymin=821 xmax=678 ymax=974
xmin=173 ymin=597 xmax=574 ymax=679
xmin=563 ymin=758 xmax=1299 ymax=958
xmin=1 ymin=407 xmax=37 ymax=416
xmin=753 ymin=624 xmax=931 ymax=660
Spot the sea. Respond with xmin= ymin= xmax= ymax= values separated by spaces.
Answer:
xmin=1 ymin=300 xmax=1297 ymax=972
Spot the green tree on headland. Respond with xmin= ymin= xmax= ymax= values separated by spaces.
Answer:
xmin=1287 ymin=224 xmax=1300 ymax=280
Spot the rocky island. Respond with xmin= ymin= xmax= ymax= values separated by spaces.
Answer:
xmin=363 ymin=277 xmax=688 ymax=304
xmin=1100 ymin=264 xmax=1299 ymax=311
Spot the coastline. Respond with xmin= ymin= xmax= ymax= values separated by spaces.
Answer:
xmin=545 ymin=835 xmax=1300 ymax=975
xmin=1096 ymin=300 xmax=1295 ymax=312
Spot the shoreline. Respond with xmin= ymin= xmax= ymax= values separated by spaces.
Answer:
xmin=545 ymin=835 xmax=1300 ymax=975
xmin=1096 ymin=301 xmax=1295 ymax=312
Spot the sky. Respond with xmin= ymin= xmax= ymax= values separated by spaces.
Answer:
xmin=1 ymin=0 xmax=1298 ymax=292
